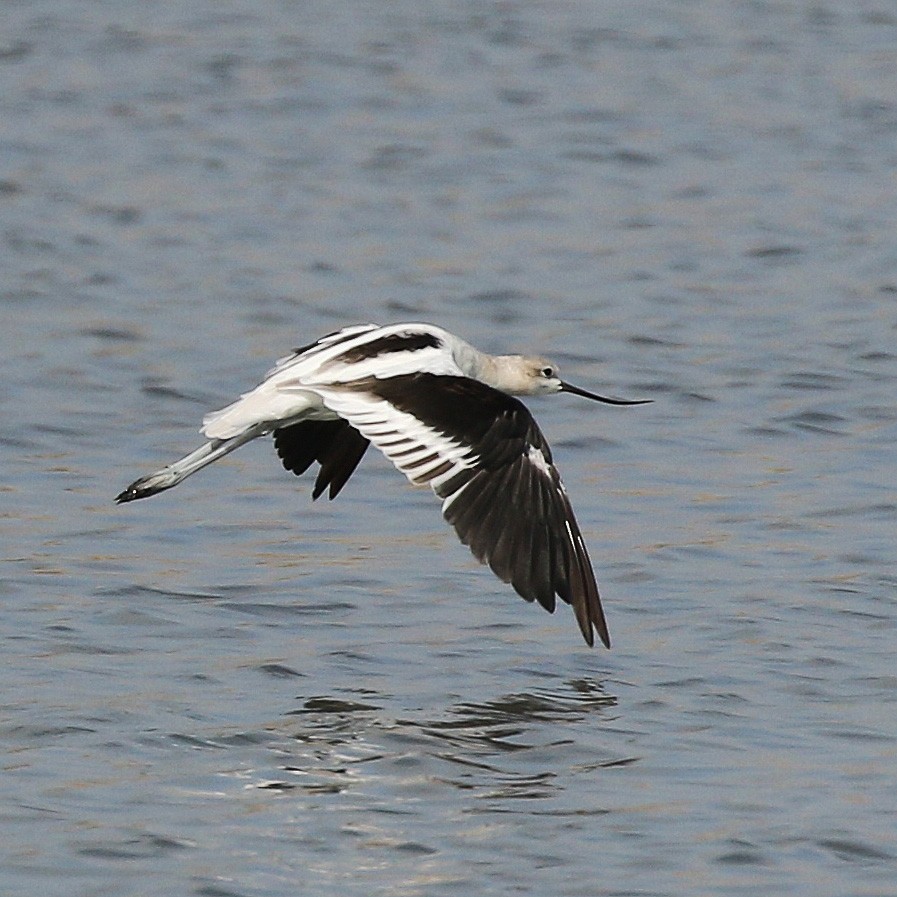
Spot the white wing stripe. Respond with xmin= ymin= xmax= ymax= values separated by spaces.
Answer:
xmin=267 ymin=324 xmax=379 ymax=375
xmin=315 ymin=388 xmax=477 ymax=490
xmin=268 ymin=323 xmax=463 ymax=388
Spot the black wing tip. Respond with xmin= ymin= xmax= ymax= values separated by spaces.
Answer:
xmin=572 ymin=598 xmax=610 ymax=648
xmin=584 ymin=583 xmax=611 ymax=649
xmin=576 ymin=581 xmax=611 ymax=649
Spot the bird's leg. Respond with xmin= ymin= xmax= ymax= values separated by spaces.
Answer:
xmin=115 ymin=425 xmax=265 ymax=503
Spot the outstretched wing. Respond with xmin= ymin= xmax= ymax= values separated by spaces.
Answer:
xmin=318 ymin=373 xmax=609 ymax=647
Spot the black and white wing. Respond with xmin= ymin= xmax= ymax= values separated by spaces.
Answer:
xmin=202 ymin=323 xmax=462 ymax=441
xmin=318 ymin=373 xmax=609 ymax=647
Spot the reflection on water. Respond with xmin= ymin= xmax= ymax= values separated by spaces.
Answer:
xmin=248 ymin=679 xmax=626 ymax=807
xmin=422 ymin=680 xmax=615 ymax=755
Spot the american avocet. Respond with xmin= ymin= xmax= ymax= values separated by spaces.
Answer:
xmin=116 ymin=323 xmax=649 ymax=647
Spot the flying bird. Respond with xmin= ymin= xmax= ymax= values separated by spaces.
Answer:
xmin=116 ymin=322 xmax=649 ymax=647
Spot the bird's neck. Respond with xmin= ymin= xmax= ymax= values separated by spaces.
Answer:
xmin=461 ymin=350 xmax=525 ymax=395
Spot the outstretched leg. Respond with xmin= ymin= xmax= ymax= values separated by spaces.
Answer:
xmin=115 ymin=425 xmax=265 ymax=503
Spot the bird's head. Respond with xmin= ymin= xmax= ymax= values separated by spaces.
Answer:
xmin=500 ymin=355 xmax=650 ymax=407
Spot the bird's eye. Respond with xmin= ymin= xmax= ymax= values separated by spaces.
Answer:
xmin=541 ymin=366 xmax=555 ymax=378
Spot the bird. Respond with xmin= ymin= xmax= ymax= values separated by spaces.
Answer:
xmin=115 ymin=322 xmax=649 ymax=647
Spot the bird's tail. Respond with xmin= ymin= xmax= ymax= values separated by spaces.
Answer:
xmin=115 ymin=426 xmax=263 ymax=503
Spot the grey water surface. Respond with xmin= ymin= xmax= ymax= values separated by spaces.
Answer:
xmin=2 ymin=2 xmax=897 ymax=895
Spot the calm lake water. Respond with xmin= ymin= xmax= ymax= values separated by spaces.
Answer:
xmin=3 ymin=2 xmax=896 ymax=895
